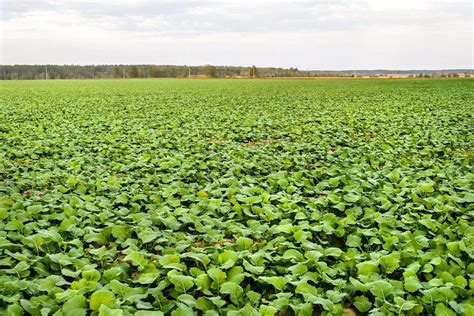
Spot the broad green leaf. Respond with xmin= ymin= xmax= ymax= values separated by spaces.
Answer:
xmin=282 ymin=249 xmax=304 ymax=262
xmin=136 ymin=268 xmax=161 ymax=285
xmin=379 ymin=253 xmax=400 ymax=274
xmin=218 ymin=250 xmax=238 ymax=269
xmin=343 ymin=192 xmax=361 ymax=203
xmin=404 ymin=276 xmax=422 ymax=292
xmin=135 ymin=312 xmax=164 ymax=316
xmin=171 ymin=306 xmax=194 ymax=316
xmin=356 ymin=261 xmax=379 ymax=275
xmin=220 ymin=282 xmax=244 ymax=304
xmin=124 ymin=251 xmax=147 ymax=270
xmin=168 ymin=274 xmax=194 ymax=293
xmin=195 ymin=297 xmax=214 ymax=311
xmin=62 ymin=295 xmax=87 ymax=314
xmin=353 ymin=295 xmax=371 ymax=312
xmin=435 ymin=303 xmax=456 ymax=316
xmin=346 ymin=235 xmax=361 ymax=247
xmin=159 ymin=255 xmax=181 ymax=269
xmin=90 ymin=290 xmax=116 ymax=310
xmin=99 ymin=305 xmax=123 ymax=316
xmin=260 ymin=276 xmax=287 ymax=291
xmin=82 ymin=269 xmax=101 ymax=282
xmin=208 ymin=268 xmax=227 ymax=288
xmin=178 ymin=294 xmax=196 ymax=307
xmin=368 ymin=280 xmax=393 ymax=299
xmin=111 ymin=225 xmax=130 ymax=241
xmin=394 ymin=296 xmax=417 ymax=311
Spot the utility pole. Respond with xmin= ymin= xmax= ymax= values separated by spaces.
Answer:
xmin=45 ymin=66 xmax=48 ymax=80
xmin=188 ymin=66 xmax=191 ymax=78
xmin=123 ymin=66 xmax=126 ymax=79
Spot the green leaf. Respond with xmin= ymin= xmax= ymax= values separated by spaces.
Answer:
xmin=346 ymin=235 xmax=361 ymax=247
xmin=453 ymin=275 xmax=467 ymax=288
xmin=282 ymin=249 xmax=304 ymax=261
xmin=394 ymin=297 xmax=417 ymax=311
xmin=246 ymin=291 xmax=261 ymax=306
xmin=236 ymin=237 xmax=253 ymax=250
xmin=195 ymin=297 xmax=214 ymax=311
xmin=82 ymin=269 xmax=101 ymax=282
xmin=90 ymin=290 xmax=116 ymax=311
xmin=462 ymin=191 xmax=474 ymax=203
xmin=435 ymin=303 xmax=456 ymax=316
xmin=295 ymin=281 xmax=319 ymax=298
xmin=379 ymin=253 xmax=400 ymax=274
xmin=343 ymin=192 xmax=361 ymax=203
xmin=356 ymin=261 xmax=379 ymax=275
xmin=62 ymin=295 xmax=87 ymax=314
xmin=168 ymin=274 xmax=194 ymax=293
xmin=404 ymin=276 xmax=422 ymax=292
xmin=135 ymin=312 xmax=164 ymax=316
xmin=220 ymin=282 xmax=244 ymax=304
xmin=259 ymin=305 xmax=278 ymax=316
xmin=159 ymin=255 xmax=181 ymax=269
xmin=418 ymin=182 xmax=435 ymax=193
xmin=218 ymin=250 xmax=238 ymax=269
xmin=99 ymin=305 xmax=123 ymax=316
xmin=260 ymin=276 xmax=287 ymax=291
xmin=178 ymin=294 xmax=196 ymax=307
xmin=368 ymin=280 xmax=393 ymax=299
xmin=353 ymin=295 xmax=371 ymax=312
xmin=111 ymin=225 xmax=130 ymax=241
xmin=324 ymin=247 xmax=343 ymax=258
xmin=288 ymin=263 xmax=308 ymax=276
xmin=387 ymin=169 xmax=401 ymax=182
xmin=136 ymin=268 xmax=161 ymax=285
xmin=7 ymin=304 xmax=24 ymax=316
xmin=124 ymin=251 xmax=147 ymax=271
xmin=171 ymin=306 xmax=194 ymax=316
xmin=243 ymin=260 xmax=265 ymax=274
xmin=227 ymin=266 xmax=245 ymax=284
xmin=208 ymin=267 xmax=227 ymax=288
xmin=137 ymin=230 xmax=160 ymax=244
xmin=231 ymin=304 xmax=260 ymax=316
xmin=194 ymin=274 xmax=211 ymax=291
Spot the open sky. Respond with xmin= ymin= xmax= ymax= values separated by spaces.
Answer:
xmin=0 ymin=0 xmax=472 ymax=69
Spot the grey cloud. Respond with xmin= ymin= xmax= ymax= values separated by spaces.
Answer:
xmin=1 ymin=0 xmax=472 ymax=68
xmin=2 ymin=0 xmax=472 ymax=35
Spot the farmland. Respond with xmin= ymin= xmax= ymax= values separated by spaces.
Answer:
xmin=0 ymin=78 xmax=473 ymax=315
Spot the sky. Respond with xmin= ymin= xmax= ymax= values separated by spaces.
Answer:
xmin=0 ymin=0 xmax=472 ymax=69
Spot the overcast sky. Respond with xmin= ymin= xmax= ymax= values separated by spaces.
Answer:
xmin=0 ymin=0 xmax=472 ymax=69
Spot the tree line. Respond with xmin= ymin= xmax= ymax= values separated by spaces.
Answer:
xmin=0 ymin=65 xmax=310 ymax=80
xmin=1 ymin=65 xmax=470 ymax=80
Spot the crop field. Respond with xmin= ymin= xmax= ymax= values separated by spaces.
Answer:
xmin=0 ymin=78 xmax=473 ymax=315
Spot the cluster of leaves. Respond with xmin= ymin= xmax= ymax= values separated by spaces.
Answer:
xmin=0 ymin=78 xmax=473 ymax=315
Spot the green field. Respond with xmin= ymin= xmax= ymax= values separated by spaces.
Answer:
xmin=0 ymin=79 xmax=473 ymax=315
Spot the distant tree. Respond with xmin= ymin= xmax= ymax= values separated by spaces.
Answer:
xmin=112 ymin=66 xmax=125 ymax=78
xmin=148 ymin=65 xmax=161 ymax=78
xmin=182 ymin=66 xmax=190 ymax=78
xmin=0 ymin=64 xmax=320 ymax=80
xmin=203 ymin=65 xmax=216 ymax=78
xmin=130 ymin=66 xmax=140 ymax=78
xmin=246 ymin=65 xmax=257 ymax=78
xmin=113 ymin=66 xmax=122 ymax=78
